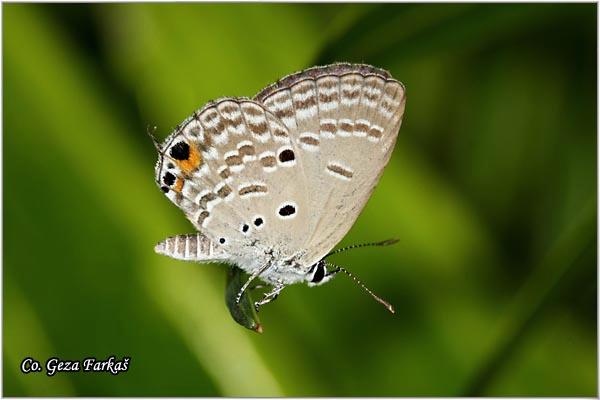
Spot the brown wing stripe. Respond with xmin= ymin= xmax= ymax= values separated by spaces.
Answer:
xmin=197 ymin=211 xmax=210 ymax=225
xmin=238 ymin=144 xmax=256 ymax=157
xmin=217 ymin=185 xmax=233 ymax=198
xmin=219 ymin=167 xmax=231 ymax=180
xmin=239 ymin=184 xmax=268 ymax=197
xmin=260 ymin=156 xmax=276 ymax=167
xmin=198 ymin=192 xmax=217 ymax=208
xmin=299 ymin=136 xmax=320 ymax=146
xmin=327 ymin=164 xmax=353 ymax=179
xmin=225 ymin=155 xmax=243 ymax=166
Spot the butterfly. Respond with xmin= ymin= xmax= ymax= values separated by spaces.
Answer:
xmin=152 ymin=63 xmax=405 ymax=314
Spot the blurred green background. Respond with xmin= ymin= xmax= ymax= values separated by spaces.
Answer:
xmin=3 ymin=3 xmax=597 ymax=396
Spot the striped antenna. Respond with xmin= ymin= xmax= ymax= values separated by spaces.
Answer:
xmin=326 ymin=262 xmax=395 ymax=314
xmin=325 ymin=238 xmax=398 ymax=258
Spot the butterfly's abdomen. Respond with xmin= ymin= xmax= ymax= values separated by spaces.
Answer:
xmin=154 ymin=233 xmax=228 ymax=262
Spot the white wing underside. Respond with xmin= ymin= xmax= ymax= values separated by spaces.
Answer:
xmin=257 ymin=65 xmax=405 ymax=265
xmin=155 ymin=64 xmax=405 ymax=282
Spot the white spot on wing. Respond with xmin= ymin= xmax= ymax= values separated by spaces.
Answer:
xmin=184 ymin=119 xmax=203 ymax=138
xmin=193 ymin=163 xmax=210 ymax=178
xmin=212 ymin=129 xmax=229 ymax=145
xmin=202 ymin=147 xmax=219 ymax=160
xmin=296 ymin=106 xmax=317 ymax=120
xmin=206 ymin=197 xmax=222 ymax=211
xmin=319 ymin=101 xmax=338 ymax=112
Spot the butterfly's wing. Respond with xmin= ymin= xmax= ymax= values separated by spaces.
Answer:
xmin=155 ymin=98 xmax=318 ymax=275
xmin=255 ymin=63 xmax=405 ymax=267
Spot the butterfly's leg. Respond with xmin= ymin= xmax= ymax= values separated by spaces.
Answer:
xmin=236 ymin=263 xmax=271 ymax=305
xmin=254 ymin=283 xmax=285 ymax=312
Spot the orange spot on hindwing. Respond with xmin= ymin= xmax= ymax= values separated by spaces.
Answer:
xmin=169 ymin=140 xmax=202 ymax=175
xmin=176 ymin=144 xmax=202 ymax=174
xmin=174 ymin=177 xmax=184 ymax=193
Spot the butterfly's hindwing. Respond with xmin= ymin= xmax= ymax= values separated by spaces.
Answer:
xmin=157 ymin=98 xmax=318 ymax=278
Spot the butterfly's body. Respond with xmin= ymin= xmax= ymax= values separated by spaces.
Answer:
xmin=233 ymin=251 xmax=307 ymax=285
xmin=153 ymin=63 xmax=405 ymax=307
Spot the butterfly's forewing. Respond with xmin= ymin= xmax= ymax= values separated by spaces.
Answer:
xmin=255 ymin=64 xmax=405 ymax=266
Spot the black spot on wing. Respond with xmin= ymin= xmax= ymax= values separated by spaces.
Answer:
xmin=170 ymin=142 xmax=190 ymax=160
xmin=278 ymin=149 xmax=295 ymax=163
xmin=163 ymin=172 xmax=176 ymax=186
xmin=278 ymin=204 xmax=296 ymax=217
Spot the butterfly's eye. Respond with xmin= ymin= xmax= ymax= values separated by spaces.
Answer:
xmin=310 ymin=262 xmax=326 ymax=284
xmin=219 ymin=237 xmax=226 ymax=244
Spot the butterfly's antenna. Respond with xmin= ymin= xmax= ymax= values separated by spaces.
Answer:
xmin=147 ymin=125 xmax=163 ymax=154
xmin=326 ymin=262 xmax=395 ymax=314
xmin=325 ymin=238 xmax=399 ymax=258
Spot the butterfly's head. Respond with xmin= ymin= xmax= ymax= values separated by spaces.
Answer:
xmin=306 ymin=260 xmax=336 ymax=287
